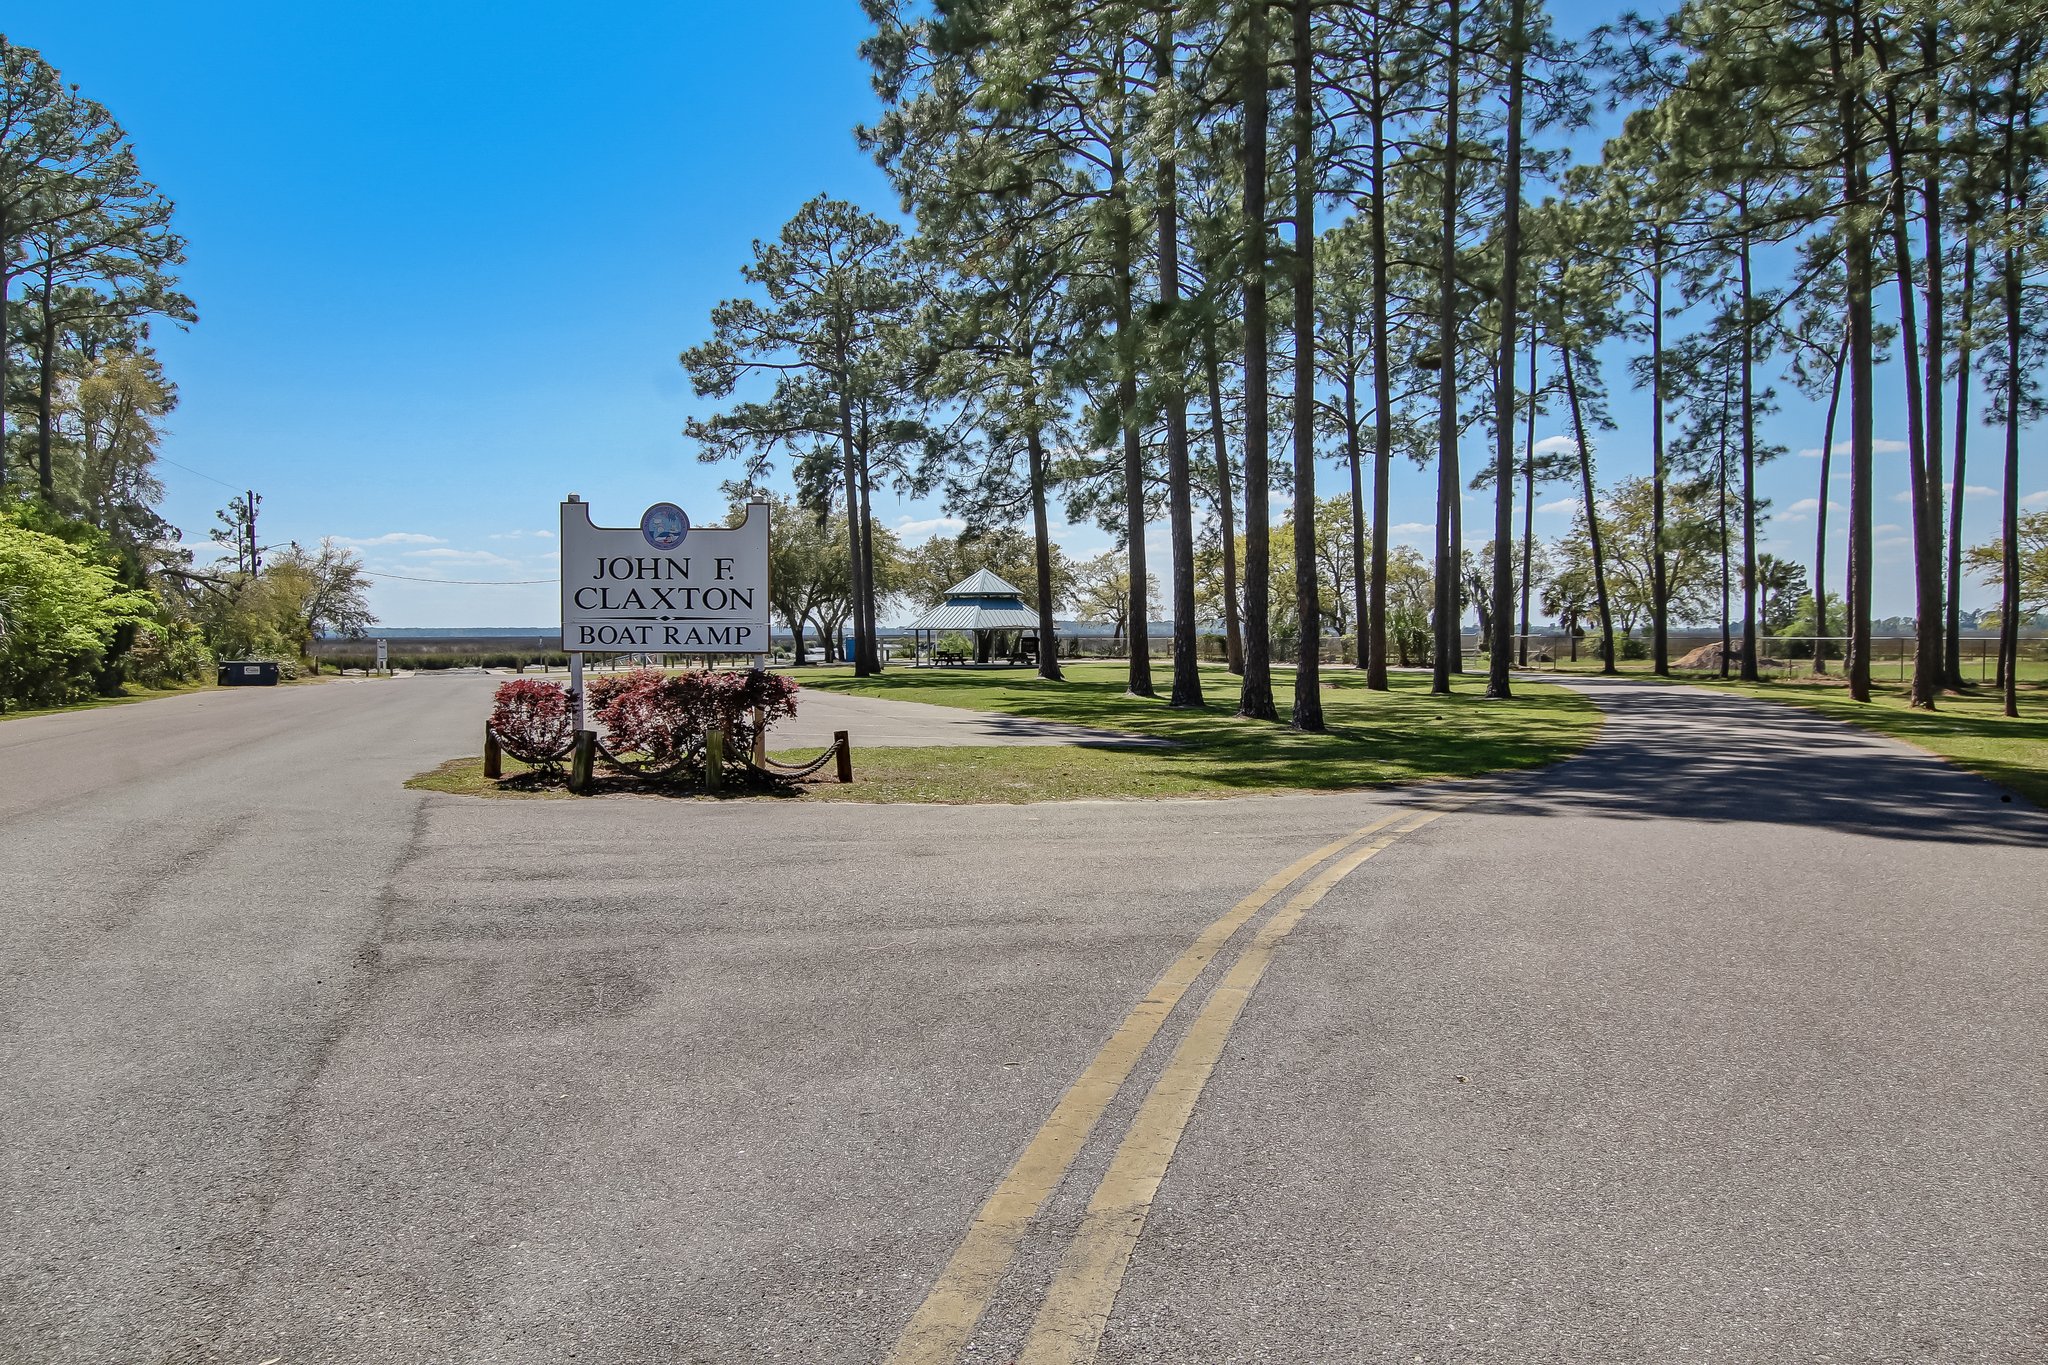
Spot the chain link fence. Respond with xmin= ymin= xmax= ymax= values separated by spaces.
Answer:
xmin=1504 ymin=633 xmax=2037 ymax=680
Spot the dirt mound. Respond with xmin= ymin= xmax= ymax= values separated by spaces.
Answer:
xmin=1673 ymin=641 xmax=1731 ymax=670
xmin=1675 ymin=640 xmax=1790 ymax=671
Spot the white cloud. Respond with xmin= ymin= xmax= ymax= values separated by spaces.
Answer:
xmin=1389 ymin=521 xmax=1435 ymax=535
xmin=487 ymin=529 xmax=555 ymax=541
xmin=2024 ymin=489 xmax=2048 ymax=509
xmin=1776 ymin=497 xmax=1845 ymax=524
xmin=1532 ymin=434 xmax=1579 ymax=455
xmin=1536 ymin=497 xmax=1578 ymax=515
xmin=1890 ymin=481 xmax=1997 ymax=503
xmin=1797 ymin=438 xmax=1911 ymax=459
xmin=336 ymin=531 xmax=444 ymax=547
xmin=1872 ymin=523 xmax=1905 ymax=535
xmin=399 ymin=547 xmax=521 ymax=567
xmin=891 ymin=515 xmax=966 ymax=544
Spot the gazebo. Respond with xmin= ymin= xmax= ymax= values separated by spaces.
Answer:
xmin=904 ymin=569 xmax=1050 ymax=666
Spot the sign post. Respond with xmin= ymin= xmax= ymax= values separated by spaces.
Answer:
xmin=374 ymin=638 xmax=388 ymax=674
xmin=568 ymin=650 xmax=587 ymax=730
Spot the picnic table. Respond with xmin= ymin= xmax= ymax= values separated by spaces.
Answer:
xmin=936 ymin=649 xmax=968 ymax=666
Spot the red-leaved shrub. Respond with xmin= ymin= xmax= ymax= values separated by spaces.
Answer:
xmin=489 ymin=678 xmax=576 ymax=766
xmin=590 ymin=668 xmax=799 ymax=776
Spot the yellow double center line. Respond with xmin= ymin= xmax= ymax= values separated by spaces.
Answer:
xmin=885 ymin=803 xmax=1462 ymax=1365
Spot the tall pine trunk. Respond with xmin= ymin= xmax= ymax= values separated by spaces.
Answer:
xmin=836 ymin=384 xmax=875 ymax=678
xmin=1717 ymin=396 xmax=1731 ymax=679
xmin=1882 ymin=108 xmax=1941 ymax=707
xmin=857 ymin=454 xmax=881 ymax=672
xmin=1998 ymin=56 xmax=2026 ymax=719
xmin=1449 ymin=481 xmax=1464 ymax=672
xmin=1290 ymin=0 xmax=1324 ymax=729
xmin=1157 ymin=21 xmax=1202 ymax=708
xmin=1946 ymin=236 xmax=1975 ymax=687
xmin=0 ymin=203 xmax=10 ymax=494
xmin=36 ymin=260 xmax=59 ymax=496
xmin=1346 ymin=382 xmax=1368 ymax=668
xmin=1365 ymin=97 xmax=1394 ymax=691
xmin=1488 ymin=0 xmax=1524 ymax=701
xmin=1838 ymin=12 xmax=1875 ymax=703
xmin=1650 ymin=227 xmax=1671 ymax=675
xmin=1919 ymin=95 xmax=1954 ymax=689
xmin=1027 ymin=421 xmax=1065 ymax=682
xmin=1110 ymin=135 xmax=1155 ymax=697
xmin=1238 ymin=0 xmax=1277 ymax=719
xmin=1813 ymin=337 xmax=1846 ymax=673
xmin=1203 ymin=324 xmax=1245 ymax=674
xmin=1431 ymin=0 xmax=1462 ymax=695
xmin=1738 ymin=188 xmax=1760 ymax=682
xmin=1518 ymin=322 xmax=1537 ymax=667
xmin=1563 ymin=342 xmax=1616 ymax=673
xmin=2000 ymin=249 xmax=2021 ymax=718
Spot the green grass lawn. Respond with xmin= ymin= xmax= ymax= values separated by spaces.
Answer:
xmin=0 ymin=678 xmax=212 ymax=722
xmin=779 ymin=661 xmax=1600 ymax=802
xmin=0 ymin=670 xmax=345 ymax=724
xmin=411 ymin=662 xmax=1601 ymax=804
xmin=408 ymin=754 xmax=573 ymax=799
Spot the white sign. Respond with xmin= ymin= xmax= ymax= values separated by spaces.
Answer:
xmin=375 ymin=638 xmax=388 ymax=671
xmin=559 ymin=499 xmax=770 ymax=653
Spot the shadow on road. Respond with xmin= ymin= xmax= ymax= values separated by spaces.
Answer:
xmin=1483 ymin=678 xmax=2048 ymax=850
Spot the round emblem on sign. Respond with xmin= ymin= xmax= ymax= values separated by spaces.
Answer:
xmin=640 ymin=502 xmax=689 ymax=550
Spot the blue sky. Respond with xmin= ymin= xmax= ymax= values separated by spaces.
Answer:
xmin=12 ymin=0 xmax=2041 ymax=626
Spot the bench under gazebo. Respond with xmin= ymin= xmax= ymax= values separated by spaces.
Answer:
xmin=904 ymin=569 xmax=1051 ymax=667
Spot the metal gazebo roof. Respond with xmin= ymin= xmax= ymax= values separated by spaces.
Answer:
xmin=942 ymin=568 xmax=1022 ymax=596
xmin=903 ymin=570 xmax=1045 ymax=631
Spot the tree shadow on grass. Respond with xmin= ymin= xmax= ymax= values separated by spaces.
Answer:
xmin=807 ymin=669 xmax=1600 ymax=795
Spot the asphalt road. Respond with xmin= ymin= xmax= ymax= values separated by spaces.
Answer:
xmin=0 ymin=673 xmax=2041 ymax=1364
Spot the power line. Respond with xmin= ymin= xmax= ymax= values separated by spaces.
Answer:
xmin=154 ymin=455 xmax=245 ymax=492
xmin=362 ymin=570 xmax=560 ymax=585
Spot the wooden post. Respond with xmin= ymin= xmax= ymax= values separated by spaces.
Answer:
xmin=483 ymin=727 xmax=502 ymax=779
xmin=752 ymin=705 xmax=767 ymax=765
xmin=569 ymin=729 xmax=595 ymax=793
xmin=567 ymin=651 xmax=586 ymax=731
xmin=834 ymin=729 xmax=853 ymax=784
xmin=705 ymin=728 xmax=726 ymax=793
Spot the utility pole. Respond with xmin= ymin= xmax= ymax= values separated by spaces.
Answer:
xmin=246 ymin=490 xmax=261 ymax=574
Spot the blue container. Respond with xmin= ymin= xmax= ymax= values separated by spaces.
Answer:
xmin=217 ymin=660 xmax=280 ymax=687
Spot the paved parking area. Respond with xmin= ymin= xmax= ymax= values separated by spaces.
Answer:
xmin=2 ymin=674 xmax=2041 ymax=1363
